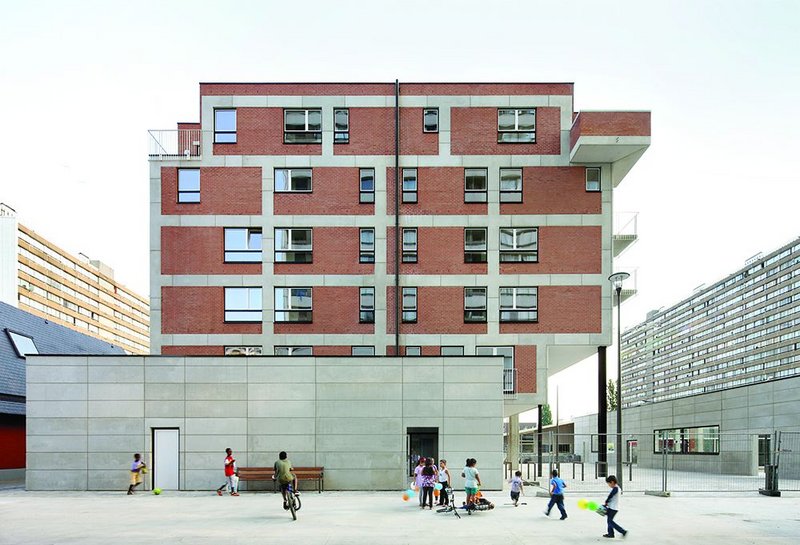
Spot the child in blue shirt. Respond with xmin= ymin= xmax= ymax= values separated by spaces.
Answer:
xmin=544 ymin=469 xmax=567 ymax=520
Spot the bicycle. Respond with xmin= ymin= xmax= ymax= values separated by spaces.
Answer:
xmin=280 ymin=482 xmax=301 ymax=520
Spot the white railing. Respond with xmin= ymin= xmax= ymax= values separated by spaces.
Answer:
xmin=148 ymin=129 xmax=203 ymax=159
xmin=503 ymin=368 xmax=517 ymax=396
xmin=614 ymin=211 xmax=638 ymax=238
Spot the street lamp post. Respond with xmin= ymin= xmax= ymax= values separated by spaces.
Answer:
xmin=609 ymin=271 xmax=630 ymax=488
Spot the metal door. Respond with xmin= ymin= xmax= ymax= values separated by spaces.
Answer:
xmin=153 ymin=428 xmax=180 ymax=490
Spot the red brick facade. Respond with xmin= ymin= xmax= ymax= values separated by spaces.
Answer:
xmin=162 ymin=167 xmax=262 ymax=216
xmin=499 ymin=226 xmax=601 ymax=275
xmin=500 ymin=167 xmax=601 ymax=215
xmin=450 ymin=107 xmax=561 ymax=156
xmin=386 ymin=286 xmax=487 ymax=335
xmin=161 ymin=227 xmax=262 ymax=275
xmin=161 ymin=345 xmax=226 ymax=356
xmin=212 ymin=108 xmax=321 ymax=156
xmin=161 ymin=286 xmax=262 ymax=334
xmin=274 ymin=227 xmax=372 ymax=275
xmin=386 ymin=167 xmax=488 ymax=217
xmin=273 ymin=287 xmax=374 ymax=335
xmin=273 ymin=167 xmax=373 ymax=216
xmin=387 ymin=227 xmax=487 ymax=275
xmin=499 ymin=285 xmax=601 ymax=334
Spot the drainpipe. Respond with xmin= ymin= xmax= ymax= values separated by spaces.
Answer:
xmin=394 ymin=79 xmax=400 ymax=354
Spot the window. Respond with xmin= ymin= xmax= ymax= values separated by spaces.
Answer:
xmin=423 ymin=108 xmax=439 ymax=133
xmin=464 ymin=287 xmax=487 ymax=322
xmin=352 ymin=346 xmax=375 ymax=356
xmin=465 ymin=228 xmax=487 ymax=263
xmin=225 ymin=346 xmax=262 ymax=356
xmin=402 ymin=168 xmax=418 ymax=203
xmin=402 ymin=228 xmax=418 ymax=263
xmin=499 ymin=287 xmax=538 ymax=322
xmin=275 ymin=168 xmax=312 ymax=192
xmin=405 ymin=346 xmax=421 ymax=356
xmin=654 ymin=426 xmax=720 ymax=455
xmin=465 ymin=168 xmax=488 ymax=203
xmin=177 ymin=169 xmax=200 ymax=203
xmin=497 ymin=108 xmax=535 ymax=143
xmin=499 ymin=228 xmax=538 ymax=262
xmin=274 ymin=287 xmax=312 ymax=322
xmin=334 ymin=108 xmax=349 ymax=143
xmin=586 ymin=167 xmax=601 ymax=192
xmin=360 ymin=228 xmax=375 ymax=263
xmin=275 ymin=228 xmax=312 ymax=263
xmin=6 ymin=329 xmax=38 ymax=357
xmin=224 ymin=287 xmax=262 ymax=322
xmin=359 ymin=168 xmax=375 ymax=203
xmin=214 ymin=109 xmax=237 ymax=143
xmin=499 ymin=168 xmax=522 ymax=202
xmin=224 ymin=228 xmax=262 ymax=262
xmin=360 ymin=287 xmax=375 ymax=323
xmin=441 ymin=346 xmax=464 ymax=356
xmin=274 ymin=346 xmax=312 ymax=356
xmin=284 ymin=109 xmax=322 ymax=143
xmin=476 ymin=346 xmax=515 ymax=393
xmin=402 ymin=287 xmax=417 ymax=323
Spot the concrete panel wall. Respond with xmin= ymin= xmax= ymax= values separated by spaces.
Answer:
xmin=26 ymin=355 xmax=504 ymax=491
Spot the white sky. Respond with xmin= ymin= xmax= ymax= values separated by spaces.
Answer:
xmin=1 ymin=0 xmax=798 ymax=420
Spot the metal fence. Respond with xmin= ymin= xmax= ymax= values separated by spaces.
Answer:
xmin=508 ymin=431 xmax=776 ymax=493
xmin=774 ymin=431 xmax=800 ymax=491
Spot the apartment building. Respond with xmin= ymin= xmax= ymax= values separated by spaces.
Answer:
xmin=0 ymin=204 xmax=150 ymax=354
xmin=141 ymin=81 xmax=649 ymax=485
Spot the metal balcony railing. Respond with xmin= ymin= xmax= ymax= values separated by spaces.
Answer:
xmin=148 ymin=129 xmax=203 ymax=159
xmin=503 ymin=368 xmax=517 ymax=397
xmin=613 ymin=211 xmax=638 ymax=257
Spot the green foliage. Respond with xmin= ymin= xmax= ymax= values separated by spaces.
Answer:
xmin=607 ymin=379 xmax=618 ymax=411
xmin=540 ymin=403 xmax=553 ymax=426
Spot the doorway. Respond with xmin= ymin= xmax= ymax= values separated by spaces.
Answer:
xmin=627 ymin=439 xmax=639 ymax=464
xmin=152 ymin=428 xmax=180 ymax=490
xmin=758 ymin=434 xmax=771 ymax=468
xmin=407 ymin=427 xmax=438 ymax=477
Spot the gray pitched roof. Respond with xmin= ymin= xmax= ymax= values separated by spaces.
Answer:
xmin=0 ymin=301 xmax=126 ymax=415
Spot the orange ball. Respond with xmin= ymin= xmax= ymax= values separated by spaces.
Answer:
xmin=433 ymin=489 xmax=440 ymax=497
xmin=402 ymin=493 xmax=410 ymax=501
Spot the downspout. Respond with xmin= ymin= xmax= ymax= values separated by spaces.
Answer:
xmin=394 ymin=79 xmax=401 ymax=354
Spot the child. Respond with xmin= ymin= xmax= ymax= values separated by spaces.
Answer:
xmin=603 ymin=475 xmax=627 ymax=538
xmin=461 ymin=458 xmax=481 ymax=506
xmin=437 ymin=459 xmax=452 ymax=506
xmin=414 ymin=457 xmax=426 ymax=506
xmin=544 ymin=469 xmax=567 ymax=519
xmin=216 ymin=448 xmax=239 ymax=496
xmin=509 ymin=470 xmax=524 ymax=506
xmin=420 ymin=458 xmax=436 ymax=509
xmin=127 ymin=453 xmax=146 ymax=495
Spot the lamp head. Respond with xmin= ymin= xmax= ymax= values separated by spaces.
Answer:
xmin=608 ymin=272 xmax=630 ymax=291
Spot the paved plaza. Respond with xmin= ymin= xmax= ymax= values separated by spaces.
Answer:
xmin=1 ymin=485 xmax=798 ymax=545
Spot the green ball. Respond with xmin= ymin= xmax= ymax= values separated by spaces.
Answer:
xmin=587 ymin=501 xmax=598 ymax=511
xmin=153 ymin=488 xmax=162 ymax=495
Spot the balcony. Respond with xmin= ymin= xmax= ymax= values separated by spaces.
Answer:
xmin=148 ymin=129 xmax=203 ymax=160
xmin=613 ymin=211 xmax=638 ymax=257
xmin=613 ymin=267 xmax=638 ymax=305
xmin=569 ymin=111 xmax=650 ymax=186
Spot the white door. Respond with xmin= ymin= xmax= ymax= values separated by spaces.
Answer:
xmin=153 ymin=429 xmax=180 ymax=490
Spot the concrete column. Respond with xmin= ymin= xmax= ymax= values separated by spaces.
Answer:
xmin=508 ymin=414 xmax=520 ymax=470
xmin=598 ymin=346 xmax=608 ymax=477
xmin=537 ymin=404 xmax=543 ymax=477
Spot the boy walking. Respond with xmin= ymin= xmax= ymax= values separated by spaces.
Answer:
xmin=509 ymin=470 xmax=524 ymax=506
xmin=603 ymin=475 xmax=628 ymax=538
xmin=216 ymin=448 xmax=239 ymax=496
xmin=544 ymin=469 xmax=567 ymax=519
xmin=127 ymin=453 xmax=146 ymax=495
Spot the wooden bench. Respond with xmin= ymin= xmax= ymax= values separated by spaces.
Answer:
xmin=237 ymin=466 xmax=324 ymax=493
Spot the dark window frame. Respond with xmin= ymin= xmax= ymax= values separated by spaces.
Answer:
xmin=464 ymin=228 xmax=488 ymax=263
xmin=464 ymin=287 xmax=487 ymax=323
xmin=359 ymin=286 xmax=375 ymax=324
xmin=402 ymin=168 xmax=418 ymax=203
xmin=224 ymin=227 xmax=263 ymax=263
xmin=423 ymin=108 xmax=439 ymax=133
xmin=224 ymin=346 xmax=263 ymax=356
xmin=214 ymin=108 xmax=237 ymax=144
xmin=274 ymin=168 xmax=313 ymax=193
xmin=499 ymin=286 xmax=538 ymax=323
xmin=499 ymin=227 xmax=539 ymax=263
xmin=359 ymin=228 xmax=375 ymax=263
xmin=334 ymin=108 xmax=350 ymax=144
xmin=224 ymin=287 xmax=263 ymax=323
xmin=464 ymin=168 xmax=488 ymax=203
xmin=497 ymin=108 xmax=536 ymax=143
xmin=402 ymin=228 xmax=418 ymax=263
xmin=283 ymin=108 xmax=322 ymax=144
xmin=177 ymin=168 xmax=201 ymax=203
xmin=402 ymin=287 xmax=418 ymax=323
xmin=6 ymin=328 xmax=38 ymax=358
xmin=359 ymin=168 xmax=375 ymax=203
xmin=586 ymin=167 xmax=601 ymax=192
xmin=351 ymin=345 xmax=375 ymax=356
xmin=274 ymin=287 xmax=313 ymax=323
xmin=274 ymin=227 xmax=313 ymax=263
xmin=653 ymin=425 xmax=721 ymax=455
xmin=499 ymin=168 xmax=523 ymax=203
xmin=405 ymin=346 xmax=422 ymax=356
xmin=274 ymin=346 xmax=313 ymax=356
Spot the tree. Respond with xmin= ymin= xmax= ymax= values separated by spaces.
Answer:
xmin=607 ymin=379 xmax=618 ymax=412
xmin=540 ymin=403 xmax=553 ymax=426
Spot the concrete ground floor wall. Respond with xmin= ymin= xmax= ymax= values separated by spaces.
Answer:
xmin=570 ymin=375 xmax=800 ymax=476
xmin=25 ymin=355 xmax=505 ymax=491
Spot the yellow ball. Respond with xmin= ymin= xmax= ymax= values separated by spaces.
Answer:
xmin=577 ymin=499 xmax=588 ymax=510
